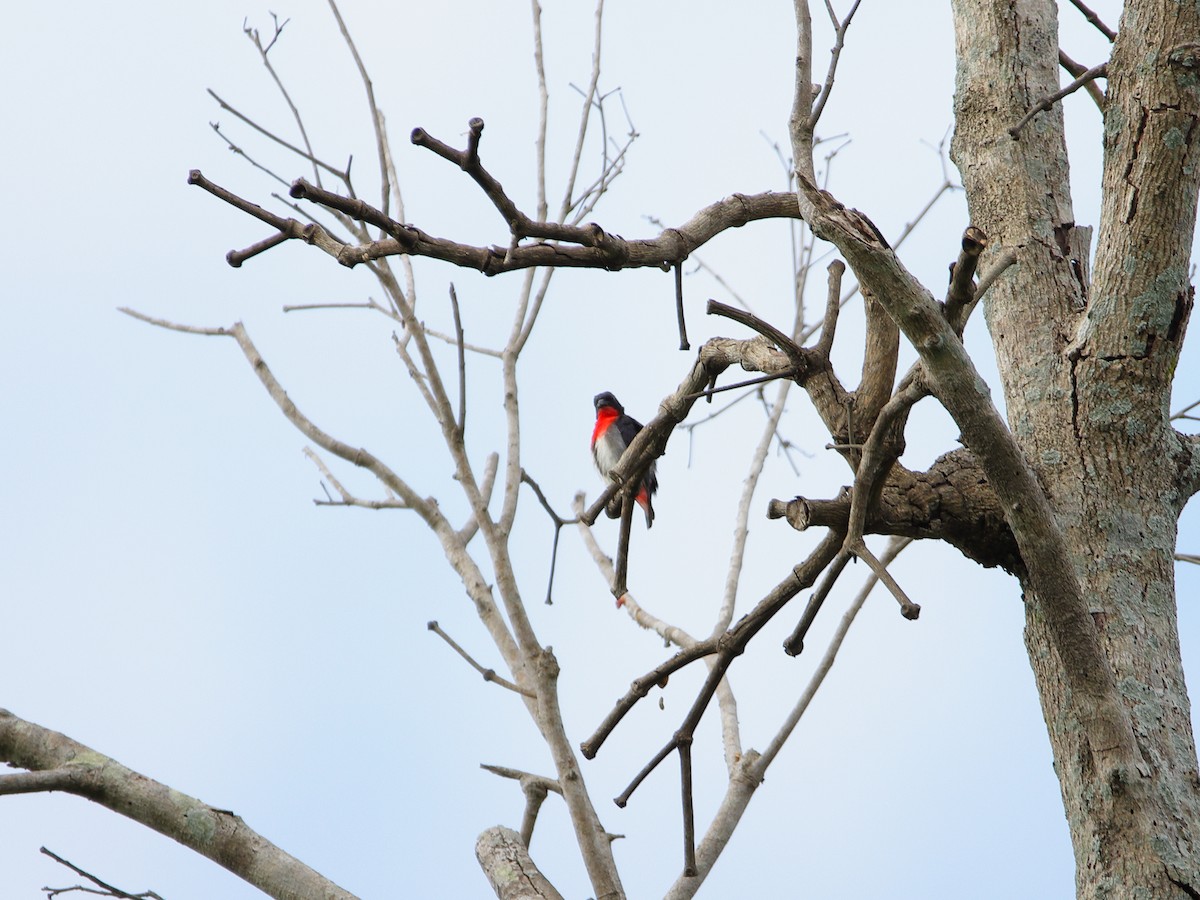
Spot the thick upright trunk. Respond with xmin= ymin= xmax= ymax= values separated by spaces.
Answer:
xmin=950 ymin=0 xmax=1200 ymax=895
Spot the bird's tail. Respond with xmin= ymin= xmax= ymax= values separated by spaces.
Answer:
xmin=635 ymin=488 xmax=655 ymax=528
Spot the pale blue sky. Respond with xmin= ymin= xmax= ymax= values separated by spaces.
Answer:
xmin=3 ymin=2 xmax=1195 ymax=898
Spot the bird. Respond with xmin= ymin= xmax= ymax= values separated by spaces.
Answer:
xmin=592 ymin=391 xmax=658 ymax=528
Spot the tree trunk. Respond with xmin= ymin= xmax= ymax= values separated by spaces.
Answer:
xmin=950 ymin=0 xmax=1200 ymax=895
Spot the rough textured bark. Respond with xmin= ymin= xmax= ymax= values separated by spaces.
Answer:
xmin=772 ymin=449 xmax=1021 ymax=573
xmin=475 ymin=827 xmax=565 ymax=900
xmin=950 ymin=1 xmax=1200 ymax=895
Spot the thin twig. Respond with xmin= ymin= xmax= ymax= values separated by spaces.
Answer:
xmin=327 ymin=0 xmax=391 ymax=218
xmin=303 ymin=447 xmax=408 ymax=510
xmin=428 ymin=621 xmax=534 ymax=697
xmin=1067 ymin=0 xmax=1117 ymax=41
xmin=675 ymin=263 xmax=690 ymax=351
xmin=424 ymin=327 xmax=502 ymax=358
xmin=809 ymin=0 xmax=864 ymax=128
xmin=683 ymin=371 xmax=795 ymax=401
xmin=973 ymin=248 xmax=1020 ymax=306
xmin=209 ymin=122 xmax=292 ymax=189
xmin=1058 ymin=49 xmax=1107 ymax=111
xmin=41 ymin=846 xmax=165 ymax=900
xmin=449 ymin=284 xmax=467 ymax=435
xmin=283 ymin=301 xmax=374 ymax=313
xmin=206 ymin=89 xmax=349 ymax=182
xmin=1171 ymin=399 xmax=1200 ymax=422
xmin=558 ymin=0 xmax=607 ymax=223
xmin=118 ymin=309 xmax=229 ymax=337
xmin=244 ymin=13 xmax=323 ymax=190
xmin=783 ymin=550 xmax=853 ymax=656
xmin=521 ymin=471 xmax=578 ymax=605
xmin=1009 ymin=63 xmax=1108 ymax=137
xmin=679 ymin=738 xmax=697 ymax=877
xmin=612 ymin=484 xmax=637 ymax=603
xmin=846 ymin=539 xmax=920 ymax=619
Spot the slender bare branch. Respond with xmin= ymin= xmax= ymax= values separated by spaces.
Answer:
xmin=458 ymin=452 xmax=501 ymax=545
xmin=679 ymin=738 xmax=697 ymax=876
xmin=557 ymin=0 xmax=607 ymax=223
xmin=0 ymin=769 xmax=77 ymax=795
xmin=41 ymin=846 xmax=165 ymax=900
xmin=1058 ymin=48 xmax=1107 ymax=111
xmin=428 ymin=621 xmax=535 ymax=698
xmin=326 ymin=0 xmax=391 ymax=218
xmin=244 ymin=13 xmax=323 ymax=189
xmin=304 ymin=446 xmax=409 ymax=510
xmin=583 ymin=530 xmax=843 ymax=762
xmin=206 ymin=90 xmax=349 ymax=182
xmin=449 ymin=284 xmax=467 ymax=435
xmin=530 ymin=0 xmax=549 ymax=222
xmin=1171 ymin=398 xmax=1200 ymax=422
xmin=675 ymin=263 xmax=690 ymax=350
xmin=611 ymin=482 xmax=637 ymax=603
xmin=783 ymin=550 xmax=853 ymax=656
xmin=809 ymin=0 xmax=863 ymax=127
xmin=522 ymin=470 xmax=576 ymax=605
xmin=209 ymin=121 xmax=292 ymax=188
xmin=1009 ymin=63 xmax=1108 ymax=138
xmin=1067 ymin=0 xmax=1117 ymax=41
xmin=973 ymin=247 xmax=1019 ymax=307
xmin=0 ymin=711 xmax=357 ymax=899
xmin=846 ymin=538 xmax=920 ymax=618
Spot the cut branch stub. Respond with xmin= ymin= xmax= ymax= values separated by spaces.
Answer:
xmin=770 ymin=451 xmax=1023 ymax=575
xmin=944 ymin=225 xmax=988 ymax=331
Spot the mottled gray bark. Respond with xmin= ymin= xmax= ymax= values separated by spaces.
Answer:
xmin=950 ymin=1 xmax=1200 ymax=895
xmin=476 ymin=827 xmax=565 ymax=900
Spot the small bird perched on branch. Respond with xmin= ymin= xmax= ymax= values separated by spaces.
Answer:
xmin=592 ymin=391 xmax=658 ymax=528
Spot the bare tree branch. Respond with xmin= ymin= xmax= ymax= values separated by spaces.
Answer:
xmin=41 ymin=846 xmax=165 ymax=900
xmin=428 ymin=621 xmax=535 ymax=698
xmin=0 ymin=711 xmax=356 ymax=899
xmin=1058 ymin=48 xmax=1107 ymax=111
xmin=1066 ymin=0 xmax=1117 ymax=42
xmin=667 ymin=537 xmax=912 ymax=897
xmin=809 ymin=0 xmax=863 ymax=128
xmin=1010 ymin=62 xmax=1108 ymax=138
xmin=326 ymin=0 xmax=391 ymax=219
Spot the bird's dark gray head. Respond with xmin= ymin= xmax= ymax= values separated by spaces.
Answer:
xmin=594 ymin=391 xmax=623 ymax=413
